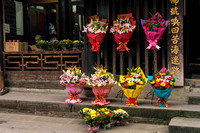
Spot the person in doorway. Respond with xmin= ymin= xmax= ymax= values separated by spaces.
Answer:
xmin=29 ymin=35 xmax=42 ymax=51
xmin=35 ymin=35 xmax=42 ymax=44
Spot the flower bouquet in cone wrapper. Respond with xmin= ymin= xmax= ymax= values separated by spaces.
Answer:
xmin=83 ymin=15 xmax=108 ymax=52
xmin=86 ymin=66 xmax=117 ymax=106
xmin=112 ymin=109 xmax=129 ymax=126
xmin=110 ymin=13 xmax=136 ymax=52
xmin=141 ymin=12 xmax=169 ymax=50
xmin=60 ymin=66 xmax=89 ymax=103
xmin=148 ymin=67 xmax=177 ymax=107
xmin=119 ymin=67 xmax=147 ymax=106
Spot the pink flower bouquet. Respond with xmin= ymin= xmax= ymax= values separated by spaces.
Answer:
xmin=60 ymin=66 xmax=89 ymax=103
xmin=83 ymin=15 xmax=108 ymax=52
xmin=141 ymin=12 xmax=169 ymax=50
xmin=87 ymin=66 xmax=116 ymax=106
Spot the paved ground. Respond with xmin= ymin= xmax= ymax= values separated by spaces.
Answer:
xmin=0 ymin=112 xmax=168 ymax=133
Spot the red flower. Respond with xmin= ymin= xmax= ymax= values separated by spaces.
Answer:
xmin=160 ymin=23 xmax=164 ymax=27
xmin=165 ymin=84 xmax=170 ymax=88
xmin=124 ymin=83 xmax=129 ymax=87
xmin=168 ymin=76 xmax=173 ymax=80
xmin=153 ymin=27 xmax=158 ymax=31
xmin=147 ymin=23 xmax=151 ymax=26
xmin=126 ymin=75 xmax=131 ymax=78
xmin=153 ymin=16 xmax=157 ymax=20
xmin=154 ymin=76 xmax=160 ymax=79
xmin=153 ymin=20 xmax=158 ymax=24
xmin=102 ymin=113 xmax=105 ymax=117
xmin=146 ymin=28 xmax=150 ymax=31
xmin=146 ymin=20 xmax=150 ymax=23
xmin=155 ymin=83 xmax=160 ymax=88
xmin=108 ymin=113 xmax=113 ymax=117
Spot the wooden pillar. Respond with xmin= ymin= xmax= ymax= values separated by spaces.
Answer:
xmin=84 ymin=0 xmax=97 ymax=75
xmin=0 ymin=0 xmax=4 ymax=68
xmin=167 ymin=0 xmax=184 ymax=86
xmin=58 ymin=0 xmax=71 ymax=40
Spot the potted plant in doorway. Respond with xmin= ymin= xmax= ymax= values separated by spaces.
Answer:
xmin=50 ymin=40 xmax=60 ymax=51
xmin=36 ymin=40 xmax=49 ymax=51
xmin=59 ymin=39 xmax=73 ymax=51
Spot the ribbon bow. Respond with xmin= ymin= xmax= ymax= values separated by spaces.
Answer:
xmin=156 ymin=98 xmax=169 ymax=107
xmin=92 ymin=96 xmax=108 ymax=106
xmin=65 ymin=94 xmax=81 ymax=103
xmin=116 ymin=42 xmax=130 ymax=52
xmin=91 ymin=42 xmax=100 ymax=52
xmin=126 ymin=98 xmax=138 ymax=107
xmin=147 ymin=40 xmax=161 ymax=50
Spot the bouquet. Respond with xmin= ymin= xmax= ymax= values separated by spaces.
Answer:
xmin=141 ymin=12 xmax=169 ymax=49
xmin=87 ymin=66 xmax=116 ymax=106
xmin=110 ymin=13 xmax=136 ymax=52
xmin=60 ymin=66 xmax=89 ymax=103
xmin=83 ymin=15 xmax=108 ymax=52
xmin=83 ymin=109 xmax=101 ymax=133
xmin=148 ymin=67 xmax=177 ymax=107
xmin=50 ymin=40 xmax=60 ymax=51
xmin=119 ymin=67 xmax=147 ymax=106
xmin=80 ymin=107 xmax=93 ymax=118
xmin=113 ymin=109 xmax=129 ymax=126
xmin=97 ymin=108 xmax=114 ymax=130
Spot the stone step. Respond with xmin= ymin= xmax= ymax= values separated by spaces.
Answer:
xmin=188 ymin=92 xmax=200 ymax=105
xmin=0 ymin=91 xmax=199 ymax=122
xmin=169 ymin=117 xmax=200 ymax=133
xmin=185 ymin=78 xmax=200 ymax=88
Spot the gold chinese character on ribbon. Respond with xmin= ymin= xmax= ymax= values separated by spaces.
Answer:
xmin=171 ymin=66 xmax=180 ymax=74
xmin=171 ymin=27 xmax=179 ymax=33
xmin=170 ymin=7 xmax=179 ymax=15
xmin=171 ymin=34 xmax=180 ymax=44
xmin=171 ymin=45 xmax=179 ymax=54
xmin=171 ymin=17 xmax=180 ymax=26
xmin=171 ymin=55 xmax=180 ymax=65
xmin=170 ymin=0 xmax=179 ymax=5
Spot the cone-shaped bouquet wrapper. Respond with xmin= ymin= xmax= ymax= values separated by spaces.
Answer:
xmin=111 ymin=13 xmax=136 ymax=52
xmin=141 ymin=12 xmax=169 ymax=50
xmin=83 ymin=15 xmax=108 ymax=52
xmin=119 ymin=67 xmax=147 ymax=106
xmin=65 ymin=85 xmax=84 ymax=103
xmin=148 ymin=67 xmax=177 ymax=107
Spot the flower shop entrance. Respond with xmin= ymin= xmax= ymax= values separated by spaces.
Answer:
xmin=84 ymin=0 xmax=184 ymax=86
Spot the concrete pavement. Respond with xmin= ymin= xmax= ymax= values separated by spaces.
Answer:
xmin=0 ymin=112 xmax=168 ymax=133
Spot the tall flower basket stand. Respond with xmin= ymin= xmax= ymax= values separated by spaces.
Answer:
xmin=65 ymin=85 xmax=84 ymax=103
xmin=91 ymin=86 xmax=113 ymax=106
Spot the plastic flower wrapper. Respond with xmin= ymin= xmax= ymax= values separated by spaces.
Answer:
xmin=113 ymin=109 xmax=129 ymax=126
xmin=110 ymin=13 xmax=136 ymax=52
xmin=148 ymin=67 xmax=177 ymax=107
xmin=119 ymin=67 xmax=148 ymax=106
xmin=60 ymin=65 xmax=89 ymax=103
xmin=83 ymin=15 xmax=108 ymax=52
xmin=83 ymin=109 xmax=101 ymax=133
xmin=87 ymin=66 xmax=117 ymax=106
xmin=141 ymin=12 xmax=169 ymax=50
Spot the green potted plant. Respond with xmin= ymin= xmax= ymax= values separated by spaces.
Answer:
xmin=50 ymin=40 xmax=60 ymax=51
xmin=36 ymin=40 xmax=49 ymax=51
xmin=73 ymin=40 xmax=84 ymax=51
xmin=59 ymin=39 xmax=73 ymax=51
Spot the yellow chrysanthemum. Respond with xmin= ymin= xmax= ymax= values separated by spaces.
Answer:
xmin=160 ymin=73 xmax=166 ymax=76
xmin=117 ymin=109 xmax=123 ymax=113
xmin=83 ymin=108 xmax=89 ymax=112
xmin=150 ymin=80 xmax=155 ymax=84
xmin=105 ymin=111 xmax=110 ymax=115
xmin=125 ymin=78 xmax=131 ymax=81
xmin=160 ymin=82 xmax=166 ymax=87
xmin=128 ymin=82 xmax=134 ymax=86
xmin=139 ymin=81 xmax=144 ymax=85
xmin=90 ymin=110 xmax=97 ymax=115
xmin=156 ymin=78 xmax=162 ymax=82
xmin=170 ymin=82 xmax=174 ymax=86
xmin=91 ymin=114 xmax=96 ymax=119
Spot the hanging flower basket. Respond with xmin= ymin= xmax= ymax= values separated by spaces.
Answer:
xmin=110 ymin=13 xmax=136 ymax=52
xmin=141 ymin=12 xmax=169 ymax=50
xmin=83 ymin=15 xmax=108 ymax=52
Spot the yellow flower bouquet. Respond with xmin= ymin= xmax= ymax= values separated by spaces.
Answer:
xmin=119 ymin=67 xmax=147 ymax=106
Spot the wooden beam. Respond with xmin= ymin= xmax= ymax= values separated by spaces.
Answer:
xmin=28 ymin=0 xmax=58 ymax=4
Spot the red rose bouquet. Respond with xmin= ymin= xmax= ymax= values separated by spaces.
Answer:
xmin=141 ymin=12 xmax=169 ymax=50
xmin=83 ymin=15 xmax=108 ymax=52
xmin=110 ymin=13 xmax=136 ymax=52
